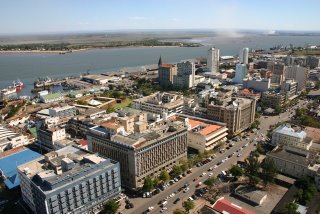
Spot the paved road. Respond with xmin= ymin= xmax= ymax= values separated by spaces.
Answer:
xmin=121 ymin=99 xmax=306 ymax=214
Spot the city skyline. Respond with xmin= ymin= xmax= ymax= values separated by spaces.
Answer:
xmin=1 ymin=0 xmax=320 ymax=35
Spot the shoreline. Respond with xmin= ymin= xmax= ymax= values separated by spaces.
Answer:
xmin=0 ymin=45 xmax=196 ymax=54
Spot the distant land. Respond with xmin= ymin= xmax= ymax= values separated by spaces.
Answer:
xmin=1 ymin=30 xmax=320 ymax=52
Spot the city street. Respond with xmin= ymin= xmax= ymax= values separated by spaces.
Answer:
xmin=120 ymin=99 xmax=306 ymax=214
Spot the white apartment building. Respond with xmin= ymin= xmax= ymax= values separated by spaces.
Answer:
xmin=239 ymin=47 xmax=249 ymax=64
xmin=285 ymin=65 xmax=308 ymax=91
xmin=173 ymin=61 xmax=195 ymax=89
xmin=242 ymin=76 xmax=270 ymax=92
xmin=0 ymin=126 xmax=30 ymax=152
xmin=233 ymin=63 xmax=248 ymax=84
xmin=207 ymin=48 xmax=220 ymax=75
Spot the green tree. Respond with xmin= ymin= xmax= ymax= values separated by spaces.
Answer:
xmin=159 ymin=171 xmax=170 ymax=183
xmin=102 ymin=199 xmax=119 ymax=214
xmin=280 ymin=202 xmax=299 ymax=214
xmin=173 ymin=208 xmax=185 ymax=214
xmin=180 ymin=159 xmax=189 ymax=172
xmin=204 ymin=177 xmax=217 ymax=189
xmin=153 ymin=177 xmax=160 ymax=187
xmin=275 ymin=105 xmax=282 ymax=114
xmin=183 ymin=200 xmax=195 ymax=213
xmin=229 ymin=165 xmax=244 ymax=178
xmin=244 ymin=155 xmax=261 ymax=185
xmin=260 ymin=158 xmax=278 ymax=187
xmin=171 ymin=165 xmax=183 ymax=178
xmin=111 ymin=91 xmax=122 ymax=99
xmin=143 ymin=176 xmax=154 ymax=192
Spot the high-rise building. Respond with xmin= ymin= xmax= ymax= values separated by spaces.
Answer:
xmin=242 ymin=76 xmax=271 ymax=92
xmin=239 ymin=47 xmax=249 ymax=64
xmin=284 ymin=65 xmax=308 ymax=91
xmin=158 ymin=57 xmax=177 ymax=88
xmin=17 ymin=145 xmax=121 ymax=214
xmin=207 ymin=48 xmax=220 ymax=75
xmin=87 ymin=118 xmax=188 ymax=190
xmin=268 ymin=61 xmax=286 ymax=84
xmin=173 ymin=61 xmax=195 ymax=89
xmin=233 ymin=63 xmax=248 ymax=84
xmin=207 ymin=97 xmax=256 ymax=136
xmin=281 ymin=79 xmax=298 ymax=100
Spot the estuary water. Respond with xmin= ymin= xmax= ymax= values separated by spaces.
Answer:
xmin=0 ymin=35 xmax=320 ymax=95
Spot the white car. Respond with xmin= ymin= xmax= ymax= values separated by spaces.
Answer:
xmin=214 ymin=165 xmax=218 ymax=168
xmin=237 ymin=153 xmax=241 ymax=157
xmin=183 ymin=187 xmax=190 ymax=193
xmin=148 ymin=206 xmax=154 ymax=211
xmin=208 ymin=173 xmax=213 ymax=177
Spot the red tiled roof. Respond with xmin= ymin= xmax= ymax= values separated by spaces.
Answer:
xmin=161 ymin=64 xmax=175 ymax=68
xmin=188 ymin=119 xmax=206 ymax=128
xmin=199 ymin=124 xmax=222 ymax=136
xmin=212 ymin=197 xmax=255 ymax=214
xmin=78 ymin=139 xmax=88 ymax=146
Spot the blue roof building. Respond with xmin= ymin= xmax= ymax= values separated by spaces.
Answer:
xmin=0 ymin=147 xmax=42 ymax=189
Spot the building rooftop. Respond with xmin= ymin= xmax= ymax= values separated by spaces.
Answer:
xmin=212 ymin=197 xmax=255 ymax=214
xmin=41 ymin=93 xmax=63 ymax=100
xmin=17 ymin=145 xmax=115 ymax=193
xmin=234 ymin=185 xmax=267 ymax=205
xmin=0 ymin=146 xmax=42 ymax=189
xmin=273 ymin=125 xmax=307 ymax=141
xmin=267 ymin=148 xmax=310 ymax=167
xmin=305 ymin=126 xmax=320 ymax=144
xmin=160 ymin=63 xmax=175 ymax=68
xmin=188 ymin=118 xmax=223 ymax=136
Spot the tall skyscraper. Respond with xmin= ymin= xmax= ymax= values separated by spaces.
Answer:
xmin=239 ymin=47 xmax=249 ymax=64
xmin=207 ymin=47 xmax=220 ymax=75
xmin=173 ymin=61 xmax=195 ymax=89
xmin=233 ymin=63 xmax=248 ymax=84
xmin=158 ymin=56 xmax=177 ymax=89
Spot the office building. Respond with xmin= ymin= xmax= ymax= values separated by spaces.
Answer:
xmin=17 ymin=146 xmax=121 ymax=214
xmin=239 ymin=47 xmax=249 ymax=64
xmin=260 ymin=92 xmax=286 ymax=108
xmin=306 ymin=56 xmax=320 ymax=69
xmin=87 ymin=117 xmax=188 ymax=190
xmin=207 ymin=97 xmax=256 ymax=136
xmin=233 ymin=63 xmax=248 ymax=84
xmin=242 ymin=76 xmax=271 ymax=92
xmin=271 ymin=125 xmax=312 ymax=150
xmin=268 ymin=62 xmax=286 ymax=84
xmin=173 ymin=61 xmax=195 ymax=89
xmin=48 ymin=105 xmax=77 ymax=118
xmin=281 ymin=79 xmax=298 ymax=100
xmin=158 ymin=57 xmax=177 ymax=88
xmin=285 ymin=65 xmax=308 ymax=91
xmin=207 ymin=48 xmax=220 ymax=75
xmin=133 ymin=92 xmax=184 ymax=119
xmin=0 ymin=126 xmax=30 ymax=152
xmin=187 ymin=118 xmax=228 ymax=153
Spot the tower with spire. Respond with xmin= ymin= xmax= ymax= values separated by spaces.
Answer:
xmin=158 ymin=56 xmax=162 ymax=67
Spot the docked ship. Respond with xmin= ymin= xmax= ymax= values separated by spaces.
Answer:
xmin=34 ymin=77 xmax=52 ymax=88
xmin=1 ymin=86 xmax=16 ymax=96
xmin=0 ymin=80 xmax=24 ymax=96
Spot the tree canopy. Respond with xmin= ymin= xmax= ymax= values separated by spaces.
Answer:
xmin=102 ymin=199 xmax=119 ymax=214
xmin=183 ymin=200 xmax=195 ymax=213
xmin=143 ymin=176 xmax=154 ymax=192
xmin=159 ymin=170 xmax=170 ymax=183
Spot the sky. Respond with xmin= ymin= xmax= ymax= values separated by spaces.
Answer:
xmin=1 ymin=0 xmax=320 ymax=35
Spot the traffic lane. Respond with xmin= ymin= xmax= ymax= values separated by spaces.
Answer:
xmin=164 ymin=142 xmax=256 ymax=213
xmin=130 ymin=138 xmax=255 ymax=214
